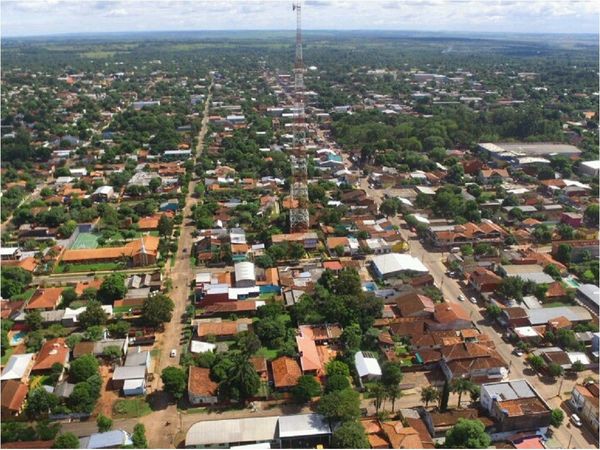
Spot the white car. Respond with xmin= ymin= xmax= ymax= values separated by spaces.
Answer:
xmin=571 ymin=413 xmax=582 ymax=427
xmin=458 ymin=294 xmax=466 ymax=302
xmin=469 ymin=297 xmax=478 ymax=304
xmin=170 ymin=349 xmax=177 ymax=358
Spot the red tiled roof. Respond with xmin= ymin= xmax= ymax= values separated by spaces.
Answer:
xmin=271 ymin=356 xmax=301 ymax=388
xmin=188 ymin=367 xmax=218 ymax=397
xmin=1 ymin=380 xmax=28 ymax=412
xmin=26 ymin=288 xmax=63 ymax=310
xmin=32 ymin=338 xmax=69 ymax=371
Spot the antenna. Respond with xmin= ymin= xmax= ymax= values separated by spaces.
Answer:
xmin=289 ymin=0 xmax=310 ymax=232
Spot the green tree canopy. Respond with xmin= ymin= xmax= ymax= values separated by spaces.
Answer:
xmin=444 ymin=419 xmax=491 ymax=449
xmin=331 ymin=421 xmax=369 ymax=449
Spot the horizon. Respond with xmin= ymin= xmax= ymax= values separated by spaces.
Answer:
xmin=2 ymin=0 xmax=599 ymax=38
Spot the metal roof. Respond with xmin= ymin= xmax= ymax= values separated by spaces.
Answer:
xmin=185 ymin=416 xmax=278 ymax=447
xmin=528 ymin=306 xmax=592 ymax=325
xmin=112 ymin=365 xmax=146 ymax=381
xmin=482 ymin=379 xmax=535 ymax=401
xmin=0 ymin=353 xmax=35 ymax=381
xmin=234 ymin=261 xmax=256 ymax=282
xmin=80 ymin=430 xmax=132 ymax=449
xmin=278 ymin=414 xmax=331 ymax=438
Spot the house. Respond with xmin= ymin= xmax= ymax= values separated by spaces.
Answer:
xmin=527 ymin=306 xmax=592 ymax=327
xmin=480 ymin=379 xmax=552 ymax=433
xmin=25 ymin=288 xmax=63 ymax=311
xmin=499 ymin=307 xmax=529 ymax=328
xmin=112 ymin=366 xmax=146 ymax=396
xmin=31 ymin=338 xmax=69 ymax=374
xmin=578 ymin=160 xmax=600 ymax=178
xmin=271 ymin=232 xmax=319 ymax=250
xmin=234 ymin=261 xmax=256 ymax=288
xmin=371 ymin=253 xmax=428 ymax=279
xmin=468 ymin=267 xmax=503 ymax=293
xmin=92 ymin=186 xmax=115 ymax=202
xmin=0 ymin=353 xmax=35 ymax=382
xmin=395 ymin=292 xmax=435 ymax=318
xmin=560 ymin=212 xmax=584 ymax=228
xmin=426 ymin=220 xmax=507 ymax=249
xmin=195 ymin=318 xmax=253 ymax=341
xmin=576 ymin=284 xmax=600 ymax=314
xmin=440 ymin=342 xmax=509 ymax=383
xmin=79 ymin=430 xmax=133 ymax=449
xmin=355 ymin=351 xmax=382 ymax=385
xmin=61 ymin=235 xmax=159 ymax=267
xmin=479 ymin=168 xmax=509 ymax=184
xmin=430 ymin=303 xmax=472 ymax=331
xmin=124 ymin=349 xmax=150 ymax=370
xmin=569 ymin=382 xmax=599 ymax=434
xmin=498 ymin=264 xmax=554 ymax=285
xmin=1 ymin=380 xmax=28 ymax=418
xmin=188 ymin=366 xmax=218 ymax=405
xmin=271 ymin=356 xmax=302 ymax=390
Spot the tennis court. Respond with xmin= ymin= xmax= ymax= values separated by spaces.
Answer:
xmin=70 ymin=232 xmax=99 ymax=249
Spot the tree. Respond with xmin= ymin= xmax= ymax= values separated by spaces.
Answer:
xmin=420 ymin=386 xmax=440 ymax=408
xmin=78 ymin=300 xmax=108 ymax=328
xmin=254 ymin=317 xmax=286 ymax=348
xmin=555 ymin=244 xmax=572 ymax=264
xmin=26 ymin=388 xmax=59 ymax=419
xmin=161 ymin=366 xmax=187 ymax=399
xmin=234 ymin=331 xmax=261 ymax=356
xmin=1 ymin=266 xmax=32 ymax=298
xmin=381 ymin=361 xmax=403 ymax=388
xmin=326 ymin=374 xmax=351 ymax=393
xmin=84 ymin=325 xmax=104 ymax=341
xmin=544 ymin=264 xmax=562 ymax=280
xmin=158 ymin=214 xmax=174 ymax=237
xmin=68 ymin=382 xmax=97 ymax=413
xmin=107 ymin=320 xmax=131 ymax=338
xmin=451 ymin=378 xmax=474 ymax=407
xmin=548 ymin=363 xmax=564 ymax=378
xmin=571 ymin=360 xmax=585 ymax=372
xmin=340 ymin=322 xmax=362 ymax=351
xmin=96 ymin=414 xmax=113 ymax=432
xmin=526 ymin=354 xmax=545 ymax=372
xmin=70 ymin=354 xmax=99 ymax=382
xmin=444 ymin=418 xmax=491 ymax=449
xmin=52 ymin=433 xmax=80 ymax=449
xmin=141 ymin=293 xmax=175 ymax=327
xmin=219 ymin=354 xmax=261 ymax=402
xmin=325 ymin=360 xmax=350 ymax=378
xmin=97 ymin=273 xmax=127 ymax=304
xmin=486 ymin=304 xmax=502 ymax=320
xmin=550 ymin=408 xmax=564 ymax=427
xmin=556 ymin=223 xmax=575 ymax=240
xmin=584 ymin=204 xmax=599 ymax=227
xmin=317 ymin=388 xmax=361 ymax=422
xmin=131 ymin=424 xmax=148 ymax=449
xmin=25 ymin=310 xmax=43 ymax=331
xmin=61 ymin=288 xmax=78 ymax=307
xmin=292 ymin=375 xmax=322 ymax=402
xmin=149 ymin=177 xmax=162 ymax=193
xmin=380 ymin=197 xmax=402 ymax=217
xmin=497 ymin=276 xmax=525 ymax=301
xmin=331 ymin=421 xmax=369 ymax=449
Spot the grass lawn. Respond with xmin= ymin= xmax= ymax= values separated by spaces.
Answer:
xmin=150 ymin=348 xmax=161 ymax=358
xmin=1 ymin=347 xmax=14 ymax=365
xmin=255 ymin=347 xmax=278 ymax=360
xmin=54 ymin=262 xmax=123 ymax=273
xmin=112 ymin=397 xmax=152 ymax=418
xmin=11 ymin=288 xmax=36 ymax=302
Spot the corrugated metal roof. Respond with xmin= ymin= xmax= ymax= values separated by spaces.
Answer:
xmin=185 ymin=416 xmax=278 ymax=446
xmin=278 ymin=414 xmax=331 ymax=438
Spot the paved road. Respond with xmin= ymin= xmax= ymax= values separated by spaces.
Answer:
xmin=357 ymin=179 xmax=597 ymax=449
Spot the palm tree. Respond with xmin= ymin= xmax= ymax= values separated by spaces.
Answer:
xmin=420 ymin=386 xmax=440 ymax=408
xmin=469 ymin=385 xmax=481 ymax=404
xmin=371 ymin=382 xmax=387 ymax=414
xmin=224 ymin=354 xmax=261 ymax=402
xmin=386 ymin=384 xmax=401 ymax=413
xmin=451 ymin=378 xmax=474 ymax=407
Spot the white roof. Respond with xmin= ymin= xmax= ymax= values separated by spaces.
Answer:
xmin=514 ymin=326 xmax=540 ymax=338
xmin=228 ymin=286 xmax=260 ymax=300
xmin=0 ymin=247 xmax=20 ymax=256
xmin=397 ymin=197 xmax=413 ymax=207
xmin=278 ymin=414 xmax=331 ymax=438
xmin=190 ymin=341 xmax=217 ymax=354
xmin=372 ymin=253 xmax=428 ymax=275
xmin=581 ymin=160 xmax=600 ymax=169
xmin=234 ymin=261 xmax=256 ymax=282
xmin=185 ymin=416 xmax=278 ymax=447
xmin=0 ymin=353 xmax=35 ymax=380
xmin=231 ymin=444 xmax=271 ymax=450
xmin=195 ymin=273 xmax=212 ymax=284
xmin=413 ymin=214 xmax=430 ymax=224
xmin=123 ymin=378 xmax=145 ymax=390
xmin=568 ymin=352 xmax=590 ymax=365
xmin=354 ymin=351 xmax=382 ymax=377
xmin=93 ymin=185 xmax=114 ymax=195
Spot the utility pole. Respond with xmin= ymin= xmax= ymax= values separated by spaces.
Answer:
xmin=289 ymin=0 xmax=310 ymax=232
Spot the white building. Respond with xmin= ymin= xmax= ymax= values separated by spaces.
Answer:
xmin=371 ymin=253 xmax=428 ymax=279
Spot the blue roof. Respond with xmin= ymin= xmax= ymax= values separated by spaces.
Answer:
xmin=83 ymin=430 xmax=132 ymax=448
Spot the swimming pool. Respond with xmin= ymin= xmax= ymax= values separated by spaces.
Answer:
xmin=9 ymin=331 xmax=25 ymax=346
xmin=563 ymin=276 xmax=581 ymax=289
xmin=362 ymin=282 xmax=378 ymax=292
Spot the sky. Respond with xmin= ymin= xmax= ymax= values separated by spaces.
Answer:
xmin=1 ymin=0 xmax=599 ymax=38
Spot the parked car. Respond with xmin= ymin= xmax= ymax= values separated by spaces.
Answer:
xmin=469 ymin=297 xmax=478 ymax=304
xmin=458 ymin=294 xmax=466 ymax=302
xmin=513 ymin=348 xmax=524 ymax=356
xmin=170 ymin=349 xmax=177 ymax=358
xmin=571 ymin=414 xmax=582 ymax=427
